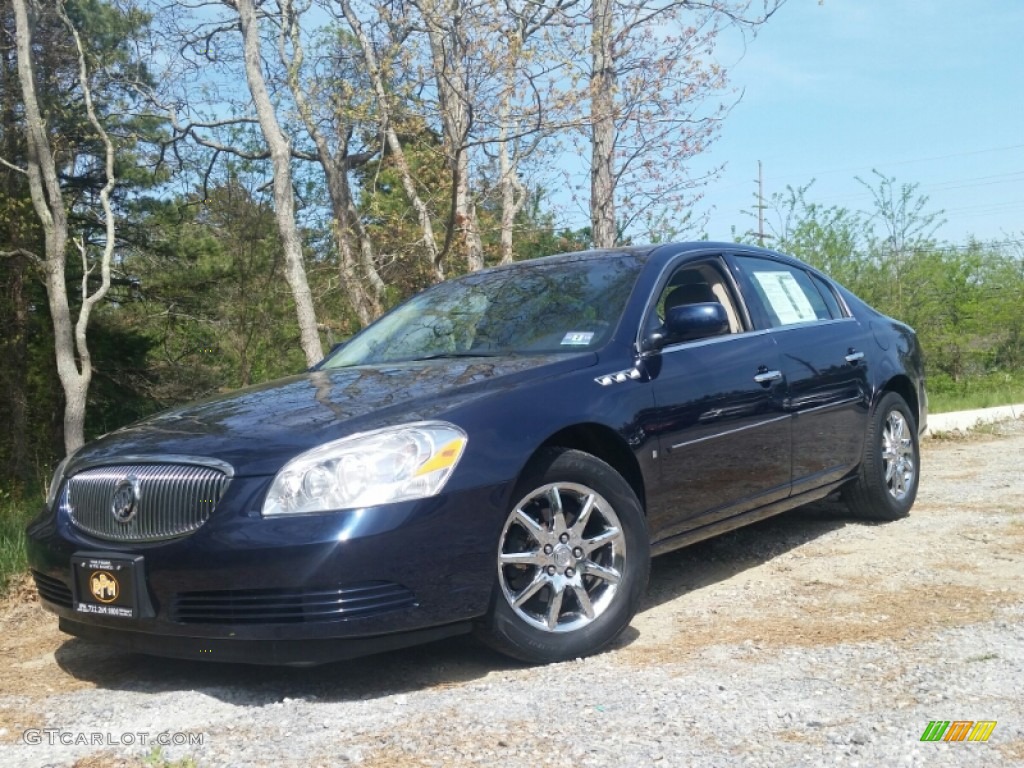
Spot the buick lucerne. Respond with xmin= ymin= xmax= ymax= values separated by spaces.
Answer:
xmin=27 ymin=243 xmax=926 ymax=665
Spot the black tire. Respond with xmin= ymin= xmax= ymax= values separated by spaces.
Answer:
xmin=476 ymin=448 xmax=650 ymax=663
xmin=843 ymin=392 xmax=920 ymax=521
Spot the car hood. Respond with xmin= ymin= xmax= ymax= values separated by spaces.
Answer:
xmin=70 ymin=353 xmax=597 ymax=476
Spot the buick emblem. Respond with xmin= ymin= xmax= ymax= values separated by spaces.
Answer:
xmin=110 ymin=475 xmax=141 ymax=524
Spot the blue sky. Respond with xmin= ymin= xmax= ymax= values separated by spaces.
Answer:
xmin=688 ymin=0 xmax=1024 ymax=245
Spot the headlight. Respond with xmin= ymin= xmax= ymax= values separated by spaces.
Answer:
xmin=262 ymin=421 xmax=467 ymax=516
xmin=45 ymin=449 xmax=79 ymax=508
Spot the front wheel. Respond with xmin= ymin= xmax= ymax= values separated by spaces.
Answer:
xmin=843 ymin=392 xmax=920 ymax=521
xmin=477 ymin=448 xmax=649 ymax=663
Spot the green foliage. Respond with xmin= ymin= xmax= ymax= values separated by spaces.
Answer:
xmin=757 ymin=179 xmax=1024 ymax=402
xmin=0 ymin=485 xmax=40 ymax=592
xmin=119 ymin=179 xmax=308 ymax=406
xmin=927 ymin=371 xmax=1024 ymax=414
xmin=143 ymin=746 xmax=198 ymax=768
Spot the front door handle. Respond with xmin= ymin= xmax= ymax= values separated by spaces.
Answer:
xmin=754 ymin=370 xmax=783 ymax=384
xmin=845 ymin=349 xmax=865 ymax=364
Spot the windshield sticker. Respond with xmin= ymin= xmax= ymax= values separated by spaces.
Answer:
xmin=561 ymin=331 xmax=595 ymax=346
xmin=752 ymin=271 xmax=817 ymax=325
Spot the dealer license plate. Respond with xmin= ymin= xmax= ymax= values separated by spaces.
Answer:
xmin=71 ymin=555 xmax=140 ymax=619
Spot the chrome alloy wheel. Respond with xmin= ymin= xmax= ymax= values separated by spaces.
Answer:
xmin=498 ymin=482 xmax=626 ymax=633
xmin=882 ymin=410 xmax=915 ymax=501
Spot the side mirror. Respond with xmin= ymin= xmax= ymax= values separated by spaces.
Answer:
xmin=645 ymin=302 xmax=729 ymax=351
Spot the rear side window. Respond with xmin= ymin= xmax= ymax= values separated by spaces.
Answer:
xmin=733 ymin=256 xmax=832 ymax=328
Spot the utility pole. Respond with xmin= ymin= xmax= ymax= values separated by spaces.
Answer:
xmin=756 ymin=160 xmax=766 ymax=247
xmin=745 ymin=160 xmax=771 ymax=246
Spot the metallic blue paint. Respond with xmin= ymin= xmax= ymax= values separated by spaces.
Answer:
xmin=26 ymin=243 xmax=927 ymax=664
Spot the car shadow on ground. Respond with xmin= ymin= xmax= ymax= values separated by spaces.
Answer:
xmin=53 ymin=498 xmax=876 ymax=703
xmin=639 ymin=497 xmax=860 ymax=615
xmin=52 ymin=629 xmax=510 ymax=705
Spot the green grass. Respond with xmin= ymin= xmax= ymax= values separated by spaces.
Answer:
xmin=144 ymin=747 xmax=199 ymax=768
xmin=0 ymin=487 xmax=40 ymax=594
xmin=927 ymin=371 xmax=1024 ymax=414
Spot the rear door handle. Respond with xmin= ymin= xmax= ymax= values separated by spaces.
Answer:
xmin=754 ymin=370 xmax=783 ymax=384
xmin=845 ymin=349 xmax=865 ymax=364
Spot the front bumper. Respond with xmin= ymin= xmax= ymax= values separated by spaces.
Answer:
xmin=26 ymin=475 xmax=510 ymax=665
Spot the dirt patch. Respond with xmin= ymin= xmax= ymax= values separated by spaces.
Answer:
xmin=71 ymin=755 xmax=147 ymax=768
xmin=0 ymin=704 xmax=45 ymax=744
xmin=349 ymin=715 xmax=575 ymax=768
xmin=997 ymin=739 xmax=1024 ymax=762
xmin=621 ymin=580 xmax=1016 ymax=666
xmin=0 ymin=596 xmax=100 ymax=696
xmin=1 ymin=430 xmax=1023 ymax=767
xmin=615 ymin=431 xmax=1024 ymax=665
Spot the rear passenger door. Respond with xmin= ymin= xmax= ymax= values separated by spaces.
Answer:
xmin=728 ymin=255 xmax=871 ymax=494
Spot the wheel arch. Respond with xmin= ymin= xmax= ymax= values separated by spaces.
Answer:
xmin=878 ymin=374 xmax=920 ymax=428
xmin=530 ymin=423 xmax=647 ymax=513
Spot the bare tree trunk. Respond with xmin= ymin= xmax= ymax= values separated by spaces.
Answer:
xmin=498 ymin=141 xmax=524 ymax=265
xmin=497 ymin=35 xmax=527 ymax=265
xmin=13 ymin=0 xmax=119 ymax=453
xmin=279 ymin=0 xmax=383 ymax=325
xmin=454 ymin=150 xmax=485 ymax=271
xmin=338 ymin=0 xmax=444 ymax=281
xmin=236 ymin=0 xmax=322 ymax=365
xmin=326 ymin=164 xmax=381 ymax=325
xmin=415 ymin=0 xmax=484 ymax=271
xmin=590 ymin=0 xmax=617 ymax=248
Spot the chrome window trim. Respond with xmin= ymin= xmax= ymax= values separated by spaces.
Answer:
xmin=648 ymin=327 xmax=773 ymax=357
xmin=754 ymin=316 xmax=858 ymax=334
xmin=641 ymin=315 xmax=859 ymax=361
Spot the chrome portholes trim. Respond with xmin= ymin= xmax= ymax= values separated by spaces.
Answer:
xmin=595 ymin=367 xmax=643 ymax=386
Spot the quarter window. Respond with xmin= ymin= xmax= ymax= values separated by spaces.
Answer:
xmin=809 ymin=273 xmax=845 ymax=319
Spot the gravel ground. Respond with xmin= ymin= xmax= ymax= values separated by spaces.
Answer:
xmin=2 ymin=421 xmax=1023 ymax=768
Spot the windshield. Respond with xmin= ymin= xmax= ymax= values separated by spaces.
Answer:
xmin=323 ymin=256 xmax=644 ymax=368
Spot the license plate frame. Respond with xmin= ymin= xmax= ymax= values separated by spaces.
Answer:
xmin=71 ymin=554 xmax=144 ymax=619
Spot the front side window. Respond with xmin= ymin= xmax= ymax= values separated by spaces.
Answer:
xmin=647 ymin=260 xmax=745 ymax=338
xmin=323 ymin=256 xmax=645 ymax=367
xmin=733 ymin=256 xmax=833 ymax=329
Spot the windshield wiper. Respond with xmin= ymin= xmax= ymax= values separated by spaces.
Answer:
xmin=409 ymin=351 xmax=501 ymax=361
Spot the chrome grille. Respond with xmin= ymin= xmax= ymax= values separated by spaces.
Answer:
xmin=62 ymin=463 xmax=230 ymax=542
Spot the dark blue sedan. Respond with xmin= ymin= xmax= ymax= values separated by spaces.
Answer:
xmin=27 ymin=243 xmax=926 ymax=665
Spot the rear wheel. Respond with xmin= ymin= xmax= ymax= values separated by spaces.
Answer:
xmin=843 ymin=392 xmax=919 ymax=521
xmin=477 ymin=448 xmax=649 ymax=663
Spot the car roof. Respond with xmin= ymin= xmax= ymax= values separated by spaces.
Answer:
xmin=465 ymin=241 xmax=795 ymax=277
